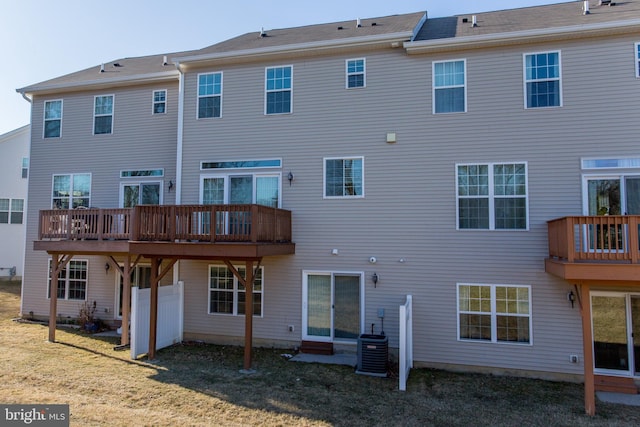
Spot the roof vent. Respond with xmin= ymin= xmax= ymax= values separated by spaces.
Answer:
xmin=583 ymin=1 xmax=590 ymax=14
xmin=100 ymin=64 xmax=105 ymax=73
xmin=371 ymin=22 xmax=377 ymax=26
xmin=260 ymin=27 xmax=267 ymax=37
xmin=462 ymin=17 xmax=468 ymax=23
xmin=113 ymin=62 xmax=122 ymax=67
xmin=357 ymin=18 xmax=362 ymax=27
xmin=471 ymin=15 xmax=478 ymax=27
xmin=163 ymin=55 xmax=168 ymax=66
xmin=337 ymin=26 xmax=344 ymax=30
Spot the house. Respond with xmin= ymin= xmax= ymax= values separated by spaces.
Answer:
xmin=16 ymin=0 xmax=640 ymax=415
xmin=0 ymin=124 xmax=29 ymax=280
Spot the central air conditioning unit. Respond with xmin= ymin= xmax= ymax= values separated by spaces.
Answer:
xmin=356 ymin=334 xmax=388 ymax=377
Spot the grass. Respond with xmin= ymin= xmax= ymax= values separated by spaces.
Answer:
xmin=1 ymin=280 xmax=639 ymax=426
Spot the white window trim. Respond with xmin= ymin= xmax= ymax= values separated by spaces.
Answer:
xmin=47 ymin=258 xmax=89 ymax=301
xmin=200 ymin=159 xmax=282 ymax=171
xmin=93 ymin=94 xmax=115 ymax=135
xmin=0 ymin=198 xmax=24 ymax=225
xmin=346 ymin=58 xmax=366 ymax=89
xmin=581 ymin=173 xmax=640 ymax=215
xmin=43 ymin=99 xmax=63 ymax=139
xmin=635 ymin=43 xmax=640 ymax=78
xmin=197 ymin=72 xmax=223 ymax=119
xmin=456 ymin=283 xmax=533 ymax=346
xmin=152 ymin=89 xmax=167 ymax=115
xmin=264 ymin=65 xmax=293 ymax=115
xmin=21 ymin=157 xmax=29 ymax=179
xmin=522 ymin=50 xmax=562 ymax=109
xmin=120 ymin=169 xmax=165 ymax=178
xmin=51 ymin=173 xmax=92 ymax=209
xmin=432 ymin=59 xmax=467 ymax=114
xmin=199 ymin=172 xmax=282 ymax=208
xmin=119 ymin=181 xmax=164 ymax=208
xmin=455 ymin=162 xmax=529 ymax=231
xmin=301 ymin=270 xmax=365 ymax=343
xmin=323 ymin=156 xmax=365 ymax=199
xmin=208 ymin=264 xmax=264 ymax=317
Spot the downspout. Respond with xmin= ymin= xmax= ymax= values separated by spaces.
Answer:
xmin=17 ymin=91 xmax=32 ymax=318
xmin=173 ymin=62 xmax=186 ymax=285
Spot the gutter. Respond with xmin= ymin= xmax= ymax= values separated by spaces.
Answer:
xmin=17 ymin=70 xmax=179 ymax=96
xmin=404 ymin=18 xmax=640 ymax=53
xmin=173 ymin=31 xmax=415 ymax=67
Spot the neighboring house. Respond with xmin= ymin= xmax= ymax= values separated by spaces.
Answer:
xmin=0 ymin=124 xmax=29 ymax=280
xmin=16 ymin=0 xmax=640 ymax=415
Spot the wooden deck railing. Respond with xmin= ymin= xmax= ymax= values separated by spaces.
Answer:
xmin=547 ymin=216 xmax=640 ymax=263
xmin=39 ymin=205 xmax=292 ymax=243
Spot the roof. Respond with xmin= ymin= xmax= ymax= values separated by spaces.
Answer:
xmin=414 ymin=0 xmax=640 ymax=41
xmin=0 ymin=124 xmax=30 ymax=144
xmin=17 ymin=2 xmax=640 ymax=95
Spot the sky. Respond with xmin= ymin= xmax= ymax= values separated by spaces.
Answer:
xmin=0 ymin=0 xmax=566 ymax=135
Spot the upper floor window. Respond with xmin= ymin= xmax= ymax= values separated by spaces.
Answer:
xmin=324 ymin=157 xmax=364 ymax=198
xmin=457 ymin=283 xmax=531 ymax=344
xmin=524 ymin=51 xmax=561 ymax=108
xmin=433 ymin=59 xmax=466 ymax=113
xmin=265 ymin=66 xmax=292 ymax=114
xmin=153 ymin=90 xmax=167 ymax=114
xmin=0 ymin=198 xmax=24 ymax=224
xmin=44 ymin=100 xmax=62 ymax=138
xmin=94 ymin=95 xmax=114 ymax=134
xmin=198 ymin=73 xmax=222 ymax=118
xmin=209 ymin=265 xmax=263 ymax=316
xmin=202 ymin=174 xmax=280 ymax=208
xmin=456 ymin=163 xmax=528 ymax=230
xmin=52 ymin=173 xmax=91 ymax=209
xmin=21 ymin=157 xmax=29 ymax=179
xmin=635 ymin=43 xmax=640 ymax=78
xmin=346 ymin=59 xmax=366 ymax=89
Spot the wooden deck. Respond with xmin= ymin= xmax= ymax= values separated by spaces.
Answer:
xmin=35 ymin=205 xmax=294 ymax=258
xmin=546 ymin=216 xmax=640 ymax=282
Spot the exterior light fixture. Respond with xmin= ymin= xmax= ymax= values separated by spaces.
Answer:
xmin=567 ymin=290 xmax=576 ymax=308
xmin=372 ymin=272 xmax=379 ymax=287
xmin=105 ymin=262 xmax=110 ymax=274
xmin=287 ymin=171 xmax=294 ymax=186
xmin=168 ymin=180 xmax=174 ymax=192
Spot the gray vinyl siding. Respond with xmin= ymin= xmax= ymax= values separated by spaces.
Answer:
xmin=20 ymin=28 xmax=640 ymax=378
xmin=22 ymin=82 xmax=179 ymax=321
xmin=176 ymin=34 xmax=640 ymax=376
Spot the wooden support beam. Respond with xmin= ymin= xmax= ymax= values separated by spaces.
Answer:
xmin=48 ymin=254 xmax=73 ymax=342
xmin=121 ymin=255 xmax=132 ymax=346
xmin=148 ymin=257 xmax=159 ymax=360
xmin=243 ymin=260 xmax=254 ymax=371
xmin=579 ymin=283 xmax=596 ymax=416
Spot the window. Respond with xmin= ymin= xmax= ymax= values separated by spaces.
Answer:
xmin=21 ymin=157 xmax=29 ymax=179
xmin=0 ymin=199 xmax=24 ymax=224
xmin=201 ymin=159 xmax=281 ymax=170
xmin=457 ymin=284 xmax=531 ymax=344
xmin=94 ymin=95 xmax=114 ymax=134
xmin=52 ymin=174 xmax=91 ymax=209
xmin=44 ymin=100 xmax=62 ymax=138
xmin=324 ymin=157 xmax=364 ymax=198
xmin=120 ymin=169 xmax=164 ymax=178
xmin=265 ymin=66 xmax=292 ymax=114
xmin=524 ymin=51 xmax=561 ymax=108
xmin=636 ymin=43 xmax=640 ymax=78
xmin=346 ymin=59 xmax=366 ymax=89
xmin=202 ymin=174 xmax=280 ymax=207
xmin=152 ymin=90 xmax=167 ymax=114
xmin=197 ymin=73 xmax=222 ymax=118
xmin=48 ymin=259 xmax=88 ymax=300
xmin=457 ymin=163 xmax=528 ymax=230
xmin=433 ymin=60 xmax=466 ymax=113
xmin=209 ymin=265 xmax=263 ymax=316
xmin=122 ymin=182 xmax=161 ymax=207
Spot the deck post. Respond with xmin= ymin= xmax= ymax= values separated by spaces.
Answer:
xmin=580 ymin=283 xmax=596 ymax=416
xmin=48 ymin=255 xmax=60 ymax=342
xmin=243 ymin=260 xmax=254 ymax=371
xmin=121 ymin=255 xmax=132 ymax=346
xmin=148 ymin=257 xmax=159 ymax=360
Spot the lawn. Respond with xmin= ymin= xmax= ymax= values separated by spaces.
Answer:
xmin=1 ymin=280 xmax=638 ymax=426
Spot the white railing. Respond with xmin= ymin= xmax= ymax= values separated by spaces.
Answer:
xmin=399 ymin=295 xmax=413 ymax=391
